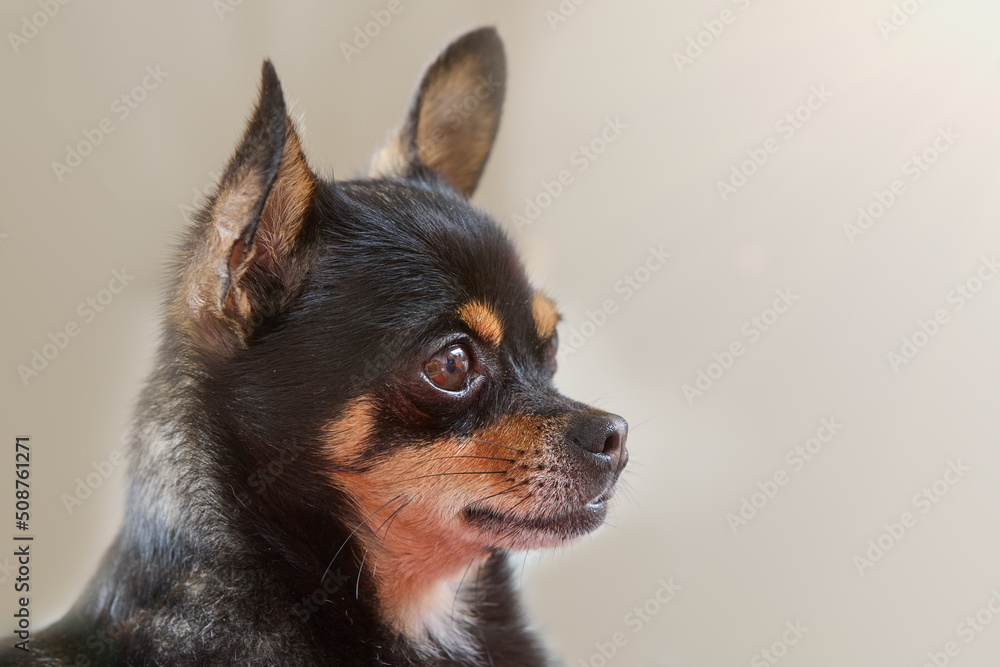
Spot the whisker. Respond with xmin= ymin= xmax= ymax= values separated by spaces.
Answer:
xmin=460 ymin=437 xmax=524 ymax=454
xmin=467 ymin=482 xmax=528 ymax=506
xmin=630 ymin=411 xmax=669 ymax=432
xmin=321 ymin=494 xmax=403 ymax=584
xmin=486 ymin=493 xmax=536 ymax=547
xmin=497 ymin=523 xmax=524 ymax=548
xmin=585 ymin=391 xmax=615 ymax=407
xmin=373 ymin=498 xmax=411 ymax=537
xmin=355 ymin=548 xmax=368 ymax=599
xmin=452 ymin=558 xmax=475 ymax=623
xmin=396 ymin=470 xmax=509 ymax=483
xmin=507 ymin=495 xmax=531 ymax=512
xmin=228 ymin=484 xmax=249 ymax=509
xmin=370 ymin=499 xmax=411 ymax=579
xmin=428 ymin=455 xmax=515 ymax=463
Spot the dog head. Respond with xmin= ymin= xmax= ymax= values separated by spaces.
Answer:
xmin=172 ymin=27 xmax=627 ymax=637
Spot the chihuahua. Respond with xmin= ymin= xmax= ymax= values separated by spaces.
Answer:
xmin=8 ymin=27 xmax=628 ymax=666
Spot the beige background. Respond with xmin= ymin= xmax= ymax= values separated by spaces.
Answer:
xmin=3 ymin=1 xmax=1000 ymax=665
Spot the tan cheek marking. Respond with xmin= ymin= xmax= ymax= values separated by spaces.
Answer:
xmin=457 ymin=300 xmax=503 ymax=347
xmin=320 ymin=397 xmax=378 ymax=468
xmin=320 ymin=407 xmax=569 ymax=639
xmin=531 ymin=292 xmax=559 ymax=341
xmin=322 ymin=414 xmax=514 ymax=638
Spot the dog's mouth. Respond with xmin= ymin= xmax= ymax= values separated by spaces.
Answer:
xmin=461 ymin=485 xmax=616 ymax=546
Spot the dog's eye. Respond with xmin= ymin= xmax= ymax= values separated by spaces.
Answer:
xmin=424 ymin=345 xmax=471 ymax=391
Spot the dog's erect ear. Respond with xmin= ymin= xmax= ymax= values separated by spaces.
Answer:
xmin=177 ymin=60 xmax=317 ymax=353
xmin=369 ymin=27 xmax=506 ymax=198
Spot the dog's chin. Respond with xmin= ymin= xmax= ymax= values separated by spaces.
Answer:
xmin=461 ymin=492 xmax=614 ymax=550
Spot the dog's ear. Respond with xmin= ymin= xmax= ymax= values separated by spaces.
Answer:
xmin=369 ymin=27 xmax=506 ymax=198
xmin=176 ymin=60 xmax=317 ymax=354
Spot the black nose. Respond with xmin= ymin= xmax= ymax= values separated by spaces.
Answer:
xmin=567 ymin=413 xmax=628 ymax=472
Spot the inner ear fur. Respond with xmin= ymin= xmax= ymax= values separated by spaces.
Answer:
xmin=369 ymin=27 xmax=506 ymax=198
xmin=175 ymin=60 xmax=318 ymax=355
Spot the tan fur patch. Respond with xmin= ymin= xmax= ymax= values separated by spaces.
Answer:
xmin=531 ymin=292 xmax=559 ymax=341
xmin=457 ymin=300 xmax=503 ymax=347
xmin=414 ymin=59 xmax=498 ymax=197
xmin=255 ymin=123 xmax=315 ymax=267
xmin=226 ymin=126 xmax=315 ymax=329
xmin=174 ymin=119 xmax=315 ymax=355
xmin=324 ymin=425 xmax=501 ymax=638
xmin=322 ymin=397 xmax=378 ymax=468
xmin=172 ymin=167 xmax=265 ymax=357
xmin=321 ymin=404 xmax=563 ymax=642
xmin=368 ymin=40 xmax=503 ymax=198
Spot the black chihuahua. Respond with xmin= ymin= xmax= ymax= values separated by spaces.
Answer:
xmin=6 ymin=27 xmax=628 ymax=666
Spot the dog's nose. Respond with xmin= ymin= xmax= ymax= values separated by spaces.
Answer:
xmin=569 ymin=413 xmax=628 ymax=471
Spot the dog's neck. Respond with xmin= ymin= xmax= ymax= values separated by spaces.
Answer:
xmin=320 ymin=461 xmax=493 ymax=654
xmin=375 ymin=548 xmax=489 ymax=659
xmin=355 ymin=509 xmax=491 ymax=655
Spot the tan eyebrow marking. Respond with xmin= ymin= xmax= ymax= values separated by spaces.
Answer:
xmin=531 ymin=292 xmax=558 ymax=340
xmin=457 ymin=300 xmax=503 ymax=346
